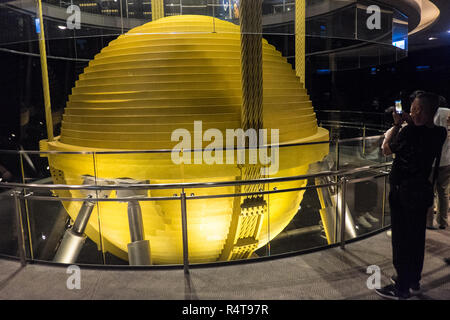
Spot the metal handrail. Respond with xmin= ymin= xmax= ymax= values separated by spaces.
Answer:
xmin=0 ymin=162 xmax=392 ymax=192
xmin=1 ymin=181 xmax=341 ymax=203
xmin=316 ymin=109 xmax=386 ymax=115
xmin=0 ymin=135 xmax=381 ymax=155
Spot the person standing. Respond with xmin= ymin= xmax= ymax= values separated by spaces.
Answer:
xmin=376 ymin=92 xmax=447 ymax=300
xmin=426 ymin=106 xmax=450 ymax=230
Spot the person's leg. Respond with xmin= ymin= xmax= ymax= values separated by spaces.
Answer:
xmin=436 ymin=165 xmax=450 ymax=228
xmin=389 ymin=188 xmax=410 ymax=293
xmin=408 ymin=207 xmax=428 ymax=286
xmin=376 ymin=188 xmax=411 ymax=299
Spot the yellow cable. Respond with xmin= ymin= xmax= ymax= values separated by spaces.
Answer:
xmin=220 ymin=0 xmax=266 ymax=260
xmin=152 ymin=0 xmax=164 ymax=21
xmin=295 ymin=0 xmax=306 ymax=87
xmin=239 ymin=0 xmax=263 ymax=132
xmin=36 ymin=0 xmax=54 ymax=141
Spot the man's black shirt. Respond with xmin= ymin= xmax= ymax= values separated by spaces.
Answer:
xmin=389 ymin=124 xmax=447 ymax=186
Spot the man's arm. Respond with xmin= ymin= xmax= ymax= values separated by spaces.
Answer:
xmin=382 ymin=126 xmax=402 ymax=156
xmin=382 ymin=112 xmax=404 ymax=156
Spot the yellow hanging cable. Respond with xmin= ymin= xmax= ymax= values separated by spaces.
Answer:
xmin=239 ymin=0 xmax=263 ymax=132
xmin=220 ymin=0 xmax=267 ymax=261
xmin=295 ymin=0 xmax=306 ymax=87
xmin=36 ymin=0 xmax=54 ymax=141
xmin=151 ymin=0 xmax=164 ymax=21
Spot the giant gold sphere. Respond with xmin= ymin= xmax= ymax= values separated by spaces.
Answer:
xmin=41 ymin=15 xmax=329 ymax=264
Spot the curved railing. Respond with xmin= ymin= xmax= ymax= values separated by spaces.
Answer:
xmin=0 ymin=119 xmax=393 ymax=269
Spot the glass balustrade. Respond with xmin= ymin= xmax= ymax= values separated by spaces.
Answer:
xmin=0 ymin=123 xmax=393 ymax=267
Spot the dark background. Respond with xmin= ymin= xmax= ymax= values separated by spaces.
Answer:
xmin=0 ymin=3 xmax=449 ymax=153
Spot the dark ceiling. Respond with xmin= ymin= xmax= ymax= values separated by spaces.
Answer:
xmin=409 ymin=0 xmax=450 ymax=51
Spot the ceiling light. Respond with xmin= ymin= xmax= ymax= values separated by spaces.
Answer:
xmin=58 ymin=25 xmax=67 ymax=30
xmin=428 ymin=37 xmax=438 ymax=40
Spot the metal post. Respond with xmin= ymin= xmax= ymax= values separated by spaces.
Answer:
xmin=180 ymin=190 xmax=189 ymax=274
xmin=53 ymin=199 xmax=95 ymax=264
xmin=72 ymin=198 xmax=96 ymax=234
xmin=334 ymin=139 xmax=340 ymax=244
xmin=127 ymin=200 xmax=151 ymax=265
xmin=362 ymin=124 xmax=366 ymax=157
xmin=267 ymin=187 xmax=271 ymax=257
xmin=340 ymin=177 xmax=347 ymax=249
xmin=334 ymin=179 xmax=339 ymax=244
xmin=19 ymin=153 xmax=34 ymax=260
xmin=13 ymin=190 xmax=27 ymax=266
xmin=119 ymin=0 xmax=124 ymax=34
xmin=335 ymin=137 xmax=340 ymax=170
xmin=128 ymin=201 xmax=145 ymax=242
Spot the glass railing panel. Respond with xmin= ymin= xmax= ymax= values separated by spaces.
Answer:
xmin=185 ymin=187 xmax=270 ymax=263
xmin=317 ymin=120 xmax=366 ymax=141
xmin=0 ymin=188 xmax=20 ymax=257
xmin=21 ymin=151 xmax=102 ymax=263
xmin=98 ymin=195 xmax=183 ymax=266
xmin=0 ymin=116 xmax=396 ymax=266
xmin=20 ymin=151 xmax=52 ymax=184
xmin=0 ymin=152 xmax=24 ymax=258
xmin=263 ymin=180 xmax=336 ymax=256
xmin=337 ymin=137 xmax=369 ymax=169
xmin=337 ymin=134 xmax=388 ymax=169
xmin=25 ymin=196 xmax=104 ymax=264
xmin=263 ymin=138 xmax=334 ymax=254
xmin=345 ymin=174 xmax=386 ymax=240
xmin=177 ymin=146 xmax=271 ymax=263
xmin=359 ymin=135 xmax=385 ymax=164
xmin=94 ymin=151 xmax=183 ymax=266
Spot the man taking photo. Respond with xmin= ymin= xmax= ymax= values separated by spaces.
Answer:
xmin=377 ymin=92 xmax=447 ymax=300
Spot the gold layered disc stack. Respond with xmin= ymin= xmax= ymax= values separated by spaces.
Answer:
xmin=41 ymin=15 xmax=329 ymax=264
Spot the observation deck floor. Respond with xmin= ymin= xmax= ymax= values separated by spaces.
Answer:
xmin=0 ymin=227 xmax=448 ymax=300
